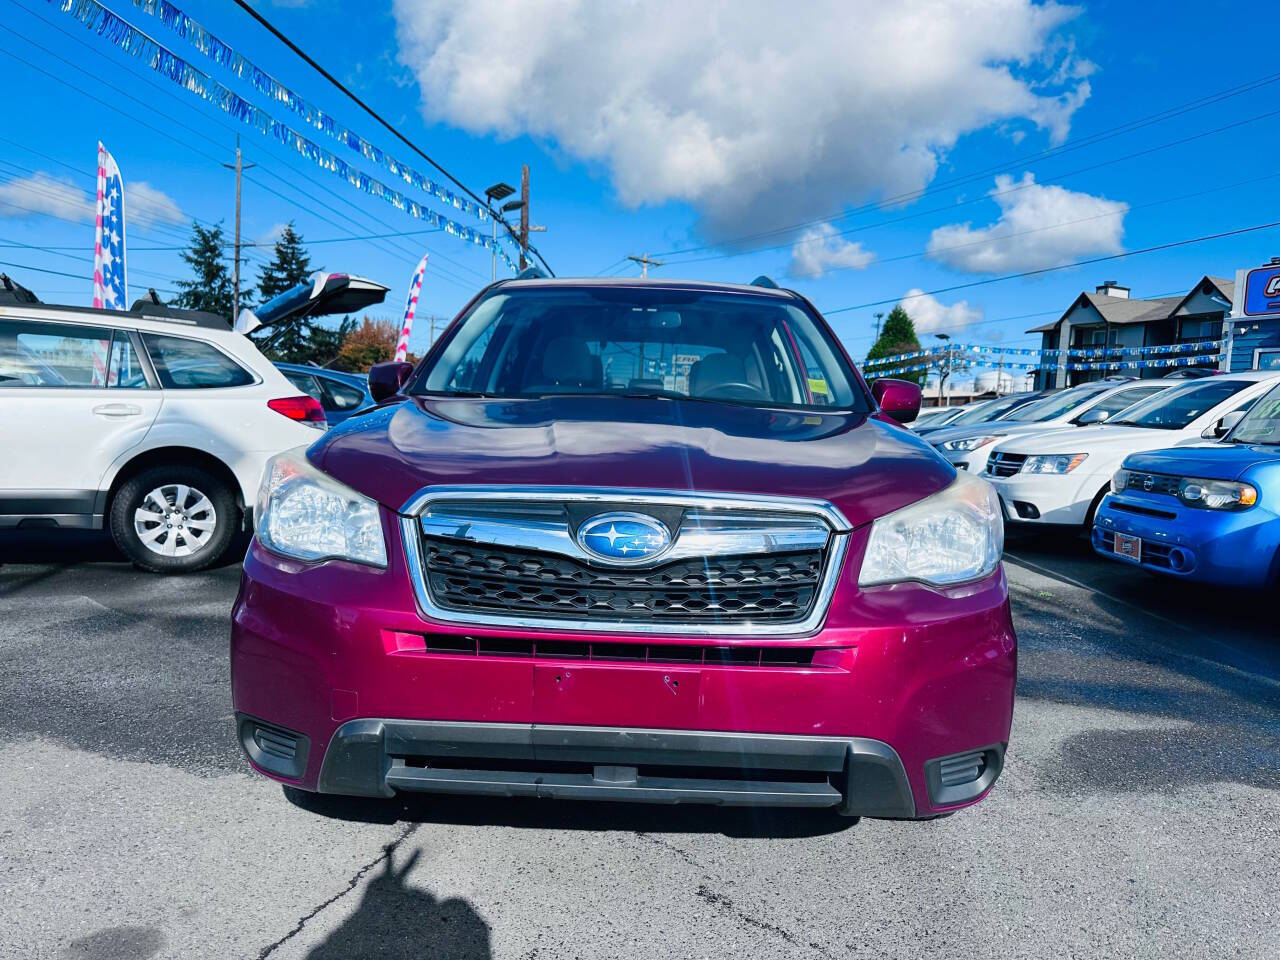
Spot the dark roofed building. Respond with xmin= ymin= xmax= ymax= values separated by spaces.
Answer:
xmin=1029 ymin=277 xmax=1233 ymax=389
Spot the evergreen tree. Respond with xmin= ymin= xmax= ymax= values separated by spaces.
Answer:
xmin=252 ymin=224 xmax=332 ymax=364
xmin=256 ymin=222 xmax=313 ymax=301
xmin=173 ymin=222 xmax=238 ymax=319
xmin=865 ymin=305 xmax=925 ymax=385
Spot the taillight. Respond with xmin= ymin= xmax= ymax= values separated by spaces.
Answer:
xmin=268 ymin=395 xmax=327 ymax=430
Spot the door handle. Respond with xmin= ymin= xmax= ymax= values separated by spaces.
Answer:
xmin=92 ymin=402 xmax=143 ymax=417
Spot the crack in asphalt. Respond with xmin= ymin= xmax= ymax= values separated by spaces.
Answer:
xmin=636 ymin=833 xmax=837 ymax=959
xmin=255 ymin=822 xmax=421 ymax=959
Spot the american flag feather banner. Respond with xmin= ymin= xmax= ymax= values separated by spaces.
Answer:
xmin=93 ymin=141 xmax=127 ymax=310
xmin=395 ymin=254 xmax=429 ymax=362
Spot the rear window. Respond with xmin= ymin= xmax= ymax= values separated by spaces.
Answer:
xmin=1110 ymin=378 xmax=1253 ymax=430
xmin=143 ymin=334 xmax=253 ymax=389
xmin=414 ymin=287 xmax=864 ymax=413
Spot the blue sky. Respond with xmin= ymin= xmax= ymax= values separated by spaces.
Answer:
xmin=2 ymin=0 xmax=1278 ymax=366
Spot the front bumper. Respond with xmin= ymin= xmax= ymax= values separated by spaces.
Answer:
xmin=987 ymin=470 xmax=1107 ymax=526
xmin=1092 ymin=493 xmax=1280 ymax=588
xmin=231 ymin=515 xmax=1017 ymax=819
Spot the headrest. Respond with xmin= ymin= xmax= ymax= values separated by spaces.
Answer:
xmin=541 ymin=338 xmax=597 ymax=384
xmin=689 ymin=352 xmax=746 ymax=395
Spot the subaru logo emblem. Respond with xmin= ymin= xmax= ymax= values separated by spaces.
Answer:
xmin=577 ymin=512 xmax=672 ymax=565
xmin=1142 ymin=475 xmax=1155 ymax=492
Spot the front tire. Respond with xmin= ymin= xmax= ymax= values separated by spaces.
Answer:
xmin=109 ymin=464 xmax=238 ymax=573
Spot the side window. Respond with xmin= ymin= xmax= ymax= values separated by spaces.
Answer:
xmin=790 ymin=330 xmax=832 ymax=405
xmin=0 ymin=319 xmax=112 ymax=387
xmin=143 ymin=334 xmax=254 ymax=389
xmin=321 ymin=378 xmax=366 ymax=411
xmin=108 ymin=332 xmax=150 ymax=389
xmin=283 ymin=371 xmax=323 ymax=401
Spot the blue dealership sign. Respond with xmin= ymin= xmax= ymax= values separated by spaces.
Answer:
xmin=1243 ymin=265 xmax=1280 ymax=316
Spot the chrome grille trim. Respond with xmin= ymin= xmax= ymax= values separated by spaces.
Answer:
xmin=399 ymin=486 xmax=850 ymax=637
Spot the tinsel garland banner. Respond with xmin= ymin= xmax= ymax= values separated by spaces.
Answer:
xmin=53 ymin=0 xmax=519 ymax=272
xmin=864 ymin=340 xmax=1224 ymax=370
xmin=124 ymin=0 xmax=490 ymax=226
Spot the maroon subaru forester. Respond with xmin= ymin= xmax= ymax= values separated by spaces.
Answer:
xmin=232 ymin=278 xmax=1015 ymax=819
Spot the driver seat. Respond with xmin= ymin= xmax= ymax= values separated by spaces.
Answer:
xmin=688 ymin=353 xmax=746 ymax=397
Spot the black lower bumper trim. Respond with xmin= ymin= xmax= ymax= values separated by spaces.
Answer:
xmin=315 ymin=719 xmax=917 ymax=817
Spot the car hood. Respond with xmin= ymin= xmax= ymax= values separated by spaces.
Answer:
xmin=312 ymin=395 xmax=956 ymax=528
xmin=1122 ymin=443 xmax=1280 ymax=481
xmin=993 ymin=423 xmax=1186 ymax=456
xmin=927 ymin=421 xmax=1073 ymax=447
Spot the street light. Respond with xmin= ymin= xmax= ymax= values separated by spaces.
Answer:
xmin=485 ymin=183 xmax=516 ymax=281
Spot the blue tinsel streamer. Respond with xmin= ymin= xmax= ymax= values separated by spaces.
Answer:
xmin=53 ymin=0 xmax=518 ymax=270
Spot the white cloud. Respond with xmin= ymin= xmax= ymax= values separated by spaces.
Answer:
xmin=788 ymin=224 xmax=873 ymax=278
xmin=0 ymin=173 xmax=184 ymax=230
xmin=128 ymin=181 xmax=185 ymax=227
xmin=926 ymin=172 xmax=1127 ymax=273
xmin=899 ymin=289 xmax=982 ymax=336
xmin=392 ymin=0 xmax=1091 ymax=241
xmin=0 ymin=172 xmax=93 ymax=221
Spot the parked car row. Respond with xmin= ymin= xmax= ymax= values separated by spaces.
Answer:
xmin=915 ymin=371 xmax=1280 ymax=589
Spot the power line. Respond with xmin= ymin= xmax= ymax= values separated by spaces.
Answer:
xmin=230 ymin=0 xmax=486 ymax=212
xmin=7 ymin=6 xmax=482 ymax=286
xmin=823 ymin=219 xmax=1280 ymax=316
xmin=228 ymin=0 xmax=554 ymax=277
xmin=650 ymin=66 xmax=1280 ymax=260
xmin=0 ymin=258 xmax=178 ymax=297
xmin=660 ymin=104 xmax=1280 ymax=270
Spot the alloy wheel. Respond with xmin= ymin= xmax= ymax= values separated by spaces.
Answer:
xmin=133 ymin=483 xmax=218 ymax=558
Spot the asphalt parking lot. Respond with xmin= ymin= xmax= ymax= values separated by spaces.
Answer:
xmin=2 ymin=529 xmax=1277 ymax=960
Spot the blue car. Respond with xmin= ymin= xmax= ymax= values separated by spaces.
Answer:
xmin=274 ymin=362 xmax=375 ymax=426
xmin=1092 ymin=379 xmax=1280 ymax=587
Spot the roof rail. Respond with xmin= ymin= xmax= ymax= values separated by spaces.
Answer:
xmin=0 ymin=273 xmax=40 ymax=305
xmin=750 ymin=275 xmax=779 ymax=289
xmin=516 ymin=265 xmax=547 ymax=280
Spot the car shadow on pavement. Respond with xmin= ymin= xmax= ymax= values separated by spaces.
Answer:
xmin=0 ymin=529 xmax=250 ymax=569
xmin=283 ymin=787 xmax=859 ymax=839
xmin=287 ymin=848 xmax=492 ymax=960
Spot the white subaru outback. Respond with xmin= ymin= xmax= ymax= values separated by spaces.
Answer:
xmin=0 ymin=273 xmax=385 ymax=573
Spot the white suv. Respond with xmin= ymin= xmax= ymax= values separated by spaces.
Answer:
xmin=1 ymin=282 xmax=344 ymax=573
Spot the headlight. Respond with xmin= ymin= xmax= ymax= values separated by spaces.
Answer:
xmin=858 ymin=472 xmax=1004 ymax=587
xmin=1177 ymin=478 xmax=1258 ymax=510
xmin=255 ymin=449 xmax=387 ymax=566
xmin=1111 ymin=468 xmax=1130 ymax=493
xmin=1022 ymin=453 xmax=1088 ymax=475
xmin=938 ymin=434 xmax=1004 ymax=453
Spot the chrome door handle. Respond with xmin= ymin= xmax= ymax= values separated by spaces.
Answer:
xmin=92 ymin=402 xmax=142 ymax=417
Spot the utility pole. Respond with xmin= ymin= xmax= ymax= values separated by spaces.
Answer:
xmin=627 ymin=254 xmax=664 ymax=278
xmin=222 ymin=138 xmax=255 ymax=322
xmin=519 ymin=164 xmax=530 ymax=271
xmin=873 ymin=311 xmax=885 ymax=340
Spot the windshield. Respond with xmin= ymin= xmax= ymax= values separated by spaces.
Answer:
xmin=938 ymin=400 xmax=994 ymax=425
xmin=1109 ymin=378 xmax=1253 ymax=430
xmin=1228 ymin=382 xmax=1280 ymax=444
xmin=1004 ymin=385 xmax=1108 ymax=423
xmin=415 ymin=287 xmax=865 ymax=412
xmin=953 ymin=394 xmax=1031 ymax=425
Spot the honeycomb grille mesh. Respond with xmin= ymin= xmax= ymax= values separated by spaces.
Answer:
xmin=422 ymin=538 xmax=826 ymax=624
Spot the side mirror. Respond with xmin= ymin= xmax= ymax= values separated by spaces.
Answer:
xmin=1075 ymin=408 xmax=1111 ymax=426
xmin=1215 ymin=410 xmax=1246 ymax=438
xmin=1201 ymin=410 xmax=1244 ymax=439
xmin=368 ymin=361 xmax=414 ymax=403
xmin=871 ymin=378 xmax=922 ymax=424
